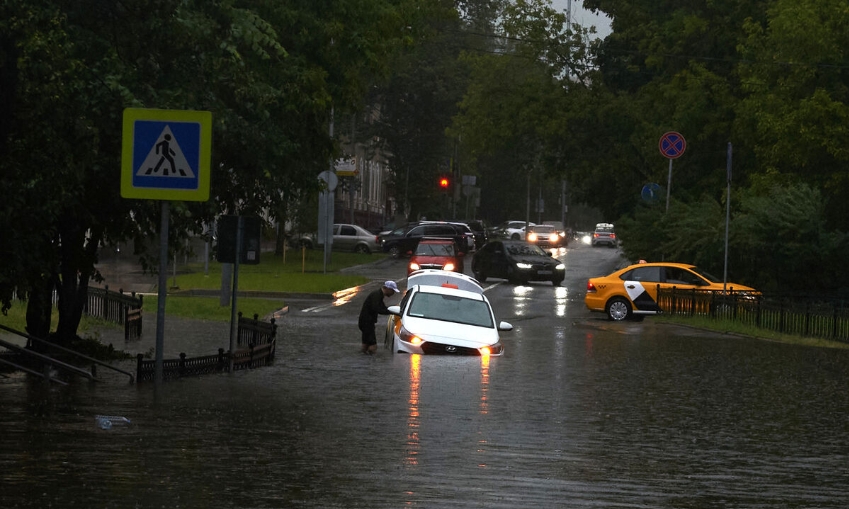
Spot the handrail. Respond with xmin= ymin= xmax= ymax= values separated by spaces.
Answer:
xmin=0 ymin=356 xmax=69 ymax=385
xmin=0 ymin=323 xmax=135 ymax=383
xmin=0 ymin=336 xmax=96 ymax=381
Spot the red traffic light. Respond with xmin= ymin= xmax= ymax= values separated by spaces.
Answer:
xmin=438 ymin=177 xmax=450 ymax=189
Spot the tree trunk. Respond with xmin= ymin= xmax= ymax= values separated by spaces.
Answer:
xmin=24 ymin=274 xmax=55 ymax=342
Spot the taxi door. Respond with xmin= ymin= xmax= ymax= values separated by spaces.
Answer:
xmin=621 ymin=266 xmax=663 ymax=313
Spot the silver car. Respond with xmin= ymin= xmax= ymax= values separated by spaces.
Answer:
xmin=332 ymin=223 xmax=380 ymax=254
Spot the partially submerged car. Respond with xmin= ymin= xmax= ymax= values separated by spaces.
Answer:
xmin=384 ymin=270 xmax=511 ymax=356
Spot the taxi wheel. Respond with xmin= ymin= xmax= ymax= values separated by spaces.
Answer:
xmin=606 ymin=297 xmax=631 ymax=321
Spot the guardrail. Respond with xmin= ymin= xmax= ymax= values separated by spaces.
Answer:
xmin=656 ymin=287 xmax=849 ymax=343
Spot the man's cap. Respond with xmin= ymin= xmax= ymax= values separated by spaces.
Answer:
xmin=384 ymin=281 xmax=400 ymax=293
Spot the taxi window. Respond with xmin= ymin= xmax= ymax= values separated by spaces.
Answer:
xmin=664 ymin=267 xmax=704 ymax=285
xmin=622 ymin=266 xmax=661 ymax=282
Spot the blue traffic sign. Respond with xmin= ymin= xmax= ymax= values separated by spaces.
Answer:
xmin=659 ymin=131 xmax=686 ymax=159
xmin=641 ymin=183 xmax=661 ymax=203
xmin=121 ymin=108 xmax=212 ymax=201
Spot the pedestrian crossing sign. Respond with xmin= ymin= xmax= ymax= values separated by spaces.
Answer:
xmin=121 ymin=108 xmax=212 ymax=201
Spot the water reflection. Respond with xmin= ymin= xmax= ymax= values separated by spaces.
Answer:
xmin=479 ymin=354 xmax=490 ymax=415
xmin=405 ymin=354 xmax=421 ymax=467
xmin=331 ymin=285 xmax=362 ymax=307
xmin=511 ymin=285 xmax=532 ymax=316
xmin=553 ymin=286 xmax=568 ymax=317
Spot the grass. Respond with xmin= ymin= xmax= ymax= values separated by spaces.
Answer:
xmin=0 ymin=249 xmax=380 ymax=333
xmin=654 ymin=314 xmax=849 ymax=349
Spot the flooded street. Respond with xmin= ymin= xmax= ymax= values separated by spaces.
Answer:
xmin=2 ymin=244 xmax=848 ymax=508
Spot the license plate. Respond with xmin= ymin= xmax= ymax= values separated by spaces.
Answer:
xmin=538 ymin=270 xmax=552 ymax=275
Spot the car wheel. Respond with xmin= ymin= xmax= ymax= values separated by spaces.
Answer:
xmin=511 ymin=233 xmax=520 ymax=240
xmin=355 ymin=244 xmax=370 ymax=254
xmin=552 ymin=277 xmax=564 ymax=286
xmin=606 ymin=297 xmax=631 ymax=321
xmin=384 ymin=329 xmax=395 ymax=353
xmin=388 ymin=245 xmax=401 ymax=259
xmin=473 ymin=269 xmax=487 ymax=283
xmin=507 ymin=266 xmax=523 ymax=284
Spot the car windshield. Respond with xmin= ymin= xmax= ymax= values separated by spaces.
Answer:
xmin=407 ymin=292 xmax=493 ymax=328
xmin=505 ymin=243 xmax=547 ymax=256
xmin=531 ymin=226 xmax=555 ymax=233
xmin=415 ymin=243 xmax=454 ymax=256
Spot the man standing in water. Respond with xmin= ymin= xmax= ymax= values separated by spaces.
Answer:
xmin=359 ymin=281 xmax=400 ymax=354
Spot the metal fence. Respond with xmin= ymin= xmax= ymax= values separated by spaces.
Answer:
xmin=656 ymin=287 xmax=849 ymax=343
xmin=135 ymin=315 xmax=278 ymax=383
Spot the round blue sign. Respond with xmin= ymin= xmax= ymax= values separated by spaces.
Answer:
xmin=642 ymin=183 xmax=661 ymax=203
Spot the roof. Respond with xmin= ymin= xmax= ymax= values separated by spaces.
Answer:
xmin=406 ymin=269 xmax=483 ymax=294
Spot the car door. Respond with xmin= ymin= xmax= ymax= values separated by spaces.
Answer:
xmin=620 ymin=266 xmax=663 ymax=313
xmin=335 ymin=224 xmax=357 ymax=251
xmin=485 ymin=241 xmax=511 ymax=279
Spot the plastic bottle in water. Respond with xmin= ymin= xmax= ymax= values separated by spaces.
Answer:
xmin=95 ymin=415 xmax=131 ymax=429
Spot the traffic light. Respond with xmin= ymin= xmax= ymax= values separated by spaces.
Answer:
xmin=438 ymin=176 xmax=450 ymax=190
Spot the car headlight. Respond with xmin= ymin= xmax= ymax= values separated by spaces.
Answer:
xmin=443 ymin=262 xmax=455 ymax=271
xmin=555 ymin=263 xmax=565 ymax=270
xmin=399 ymin=326 xmax=423 ymax=345
xmin=409 ymin=262 xmax=420 ymax=271
xmin=516 ymin=262 xmax=532 ymax=269
xmin=527 ymin=233 xmax=538 ymax=242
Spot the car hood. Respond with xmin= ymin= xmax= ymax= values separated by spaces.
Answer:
xmin=403 ymin=316 xmax=500 ymax=347
xmin=509 ymin=254 xmax=559 ymax=266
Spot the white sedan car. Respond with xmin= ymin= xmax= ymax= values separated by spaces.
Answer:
xmin=384 ymin=271 xmax=512 ymax=356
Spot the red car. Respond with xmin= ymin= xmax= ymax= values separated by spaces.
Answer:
xmin=407 ymin=238 xmax=465 ymax=276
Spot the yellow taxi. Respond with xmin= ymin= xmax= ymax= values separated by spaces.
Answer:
xmin=584 ymin=262 xmax=757 ymax=321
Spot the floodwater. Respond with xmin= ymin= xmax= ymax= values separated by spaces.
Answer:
xmin=2 ymin=245 xmax=848 ymax=508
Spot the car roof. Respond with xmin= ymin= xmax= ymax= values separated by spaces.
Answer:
xmin=616 ymin=262 xmax=696 ymax=272
xmin=407 ymin=269 xmax=483 ymax=293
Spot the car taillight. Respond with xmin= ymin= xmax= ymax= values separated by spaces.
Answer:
xmin=587 ymin=281 xmax=597 ymax=293
xmin=610 ymin=233 xmax=616 ymax=239
xmin=593 ymin=233 xmax=599 ymax=238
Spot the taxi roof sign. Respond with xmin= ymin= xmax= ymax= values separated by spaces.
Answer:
xmin=121 ymin=108 xmax=212 ymax=201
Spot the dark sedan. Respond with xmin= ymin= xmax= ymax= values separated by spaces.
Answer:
xmin=471 ymin=240 xmax=565 ymax=285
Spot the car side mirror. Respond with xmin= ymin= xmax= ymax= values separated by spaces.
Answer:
xmin=387 ymin=305 xmax=401 ymax=316
xmin=498 ymin=321 xmax=513 ymax=331
xmin=547 ymin=252 xmax=553 ymax=257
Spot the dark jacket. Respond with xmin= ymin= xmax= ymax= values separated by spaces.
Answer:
xmin=358 ymin=287 xmax=390 ymax=329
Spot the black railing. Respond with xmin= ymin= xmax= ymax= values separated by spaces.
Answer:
xmin=656 ymin=287 xmax=849 ymax=343
xmin=135 ymin=314 xmax=278 ymax=383
xmin=84 ymin=286 xmax=143 ymax=340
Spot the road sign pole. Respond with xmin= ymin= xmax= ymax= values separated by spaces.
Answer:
xmin=665 ymin=158 xmax=673 ymax=212
xmin=154 ymin=200 xmax=170 ymax=387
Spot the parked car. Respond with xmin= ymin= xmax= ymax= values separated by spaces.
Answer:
xmin=407 ymin=238 xmax=465 ymax=275
xmin=591 ymin=222 xmax=617 ymax=247
xmin=379 ymin=222 xmax=470 ymax=258
xmin=491 ymin=220 xmax=535 ymax=240
xmin=384 ymin=270 xmax=512 ymax=356
xmin=526 ymin=224 xmax=562 ymax=248
xmin=332 ymin=223 xmax=380 ymax=253
xmin=289 ymin=223 xmax=379 ymax=253
xmin=448 ymin=219 xmax=488 ymax=248
xmin=584 ymin=261 xmax=758 ymax=321
xmin=471 ymin=240 xmax=565 ymax=285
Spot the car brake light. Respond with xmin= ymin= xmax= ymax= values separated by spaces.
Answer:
xmin=587 ymin=281 xmax=597 ymax=292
